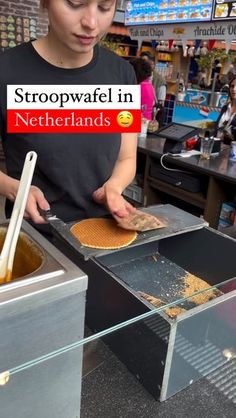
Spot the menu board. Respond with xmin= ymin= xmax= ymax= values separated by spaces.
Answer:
xmin=125 ymin=0 xmax=213 ymax=25
xmin=0 ymin=14 xmax=37 ymax=52
xmin=212 ymin=0 xmax=236 ymax=20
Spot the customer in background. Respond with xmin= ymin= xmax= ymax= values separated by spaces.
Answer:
xmin=211 ymin=59 xmax=222 ymax=80
xmin=208 ymin=74 xmax=222 ymax=92
xmin=214 ymin=74 xmax=223 ymax=92
xmin=191 ymin=77 xmax=200 ymax=89
xmin=140 ymin=51 xmax=166 ymax=105
xmin=130 ymin=57 xmax=155 ymax=121
xmin=0 ymin=0 xmax=137 ymax=238
xmin=220 ymin=74 xmax=231 ymax=94
xmin=227 ymin=63 xmax=236 ymax=76
xmin=198 ymin=68 xmax=208 ymax=89
xmin=215 ymin=75 xmax=236 ymax=145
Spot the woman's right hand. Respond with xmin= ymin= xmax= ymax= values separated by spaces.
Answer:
xmin=24 ymin=185 xmax=50 ymax=224
xmin=0 ymin=171 xmax=50 ymax=224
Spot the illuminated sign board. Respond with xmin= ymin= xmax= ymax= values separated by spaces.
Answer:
xmin=125 ymin=0 xmax=213 ymax=26
xmin=212 ymin=0 xmax=236 ymax=20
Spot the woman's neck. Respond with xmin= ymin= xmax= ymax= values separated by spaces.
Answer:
xmin=32 ymin=35 xmax=94 ymax=69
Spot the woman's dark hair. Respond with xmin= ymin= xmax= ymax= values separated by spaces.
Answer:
xmin=140 ymin=51 xmax=155 ymax=63
xmin=228 ymin=74 xmax=236 ymax=100
xmin=130 ymin=57 xmax=152 ymax=84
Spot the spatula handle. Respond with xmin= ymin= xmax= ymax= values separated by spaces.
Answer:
xmin=3 ymin=151 xmax=37 ymax=281
xmin=7 ymin=151 xmax=37 ymax=274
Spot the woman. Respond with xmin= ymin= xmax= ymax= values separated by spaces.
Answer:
xmin=198 ymin=68 xmax=208 ymax=89
xmin=0 ymin=0 xmax=137 ymax=236
xmin=130 ymin=57 xmax=155 ymax=120
xmin=215 ymin=75 xmax=236 ymax=145
xmin=140 ymin=51 xmax=166 ymax=106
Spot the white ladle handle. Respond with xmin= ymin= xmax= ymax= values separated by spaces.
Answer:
xmin=8 ymin=151 xmax=37 ymax=272
xmin=0 ymin=151 xmax=37 ymax=278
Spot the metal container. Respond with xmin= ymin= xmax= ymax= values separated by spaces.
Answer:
xmin=209 ymin=91 xmax=221 ymax=107
xmin=52 ymin=204 xmax=236 ymax=401
xmin=0 ymin=220 xmax=88 ymax=418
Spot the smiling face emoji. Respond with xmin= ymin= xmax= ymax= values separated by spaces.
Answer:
xmin=117 ymin=111 xmax=134 ymax=128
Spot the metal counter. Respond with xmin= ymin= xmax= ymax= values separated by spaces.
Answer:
xmin=0 ymin=220 xmax=88 ymax=418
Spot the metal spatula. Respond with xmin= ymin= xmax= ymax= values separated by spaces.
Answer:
xmin=0 ymin=151 xmax=37 ymax=284
xmin=116 ymin=209 xmax=166 ymax=232
xmin=38 ymin=208 xmax=84 ymax=251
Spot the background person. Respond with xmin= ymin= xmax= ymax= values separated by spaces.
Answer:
xmin=215 ymin=75 xmax=236 ymax=145
xmin=191 ymin=76 xmax=200 ymax=89
xmin=0 ymin=0 xmax=137 ymax=237
xmin=140 ymin=51 xmax=166 ymax=105
xmin=198 ymin=68 xmax=208 ymax=89
xmin=130 ymin=57 xmax=155 ymax=121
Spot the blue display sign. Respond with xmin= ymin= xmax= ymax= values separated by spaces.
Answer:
xmin=212 ymin=1 xmax=236 ymax=20
xmin=125 ymin=0 xmax=214 ymax=25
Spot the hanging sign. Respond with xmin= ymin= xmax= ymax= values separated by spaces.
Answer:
xmin=181 ymin=39 xmax=188 ymax=56
xmin=208 ymin=39 xmax=216 ymax=50
xmin=168 ymin=39 xmax=174 ymax=50
xmin=212 ymin=0 xmax=236 ymax=21
xmin=225 ymin=39 xmax=232 ymax=54
xmin=128 ymin=21 xmax=236 ymax=42
xmin=125 ymin=0 xmax=213 ymax=26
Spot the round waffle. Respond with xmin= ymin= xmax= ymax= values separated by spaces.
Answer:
xmin=70 ymin=218 xmax=137 ymax=250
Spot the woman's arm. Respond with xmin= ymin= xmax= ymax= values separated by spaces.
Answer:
xmin=0 ymin=170 xmax=19 ymax=201
xmin=107 ymin=132 xmax=137 ymax=191
xmin=93 ymin=132 xmax=137 ymax=218
xmin=0 ymin=170 xmax=49 ymax=223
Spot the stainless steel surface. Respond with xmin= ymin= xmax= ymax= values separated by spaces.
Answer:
xmin=0 ymin=220 xmax=87 ymax=297
xmin=209 ymin=91 xmax=221 ymax=107
xmin=70 ymin=204 xmax=207 ymax=260
xmin=0 ymin=151 xmax=37 ymax=281
xmin=38 ymin=207 xmax=83 ymax=251
xmin=0 ymin=220 xmax=88 ymax=418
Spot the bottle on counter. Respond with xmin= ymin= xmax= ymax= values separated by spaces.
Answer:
xmin=177 ymin=73 xmax=186 ymax=101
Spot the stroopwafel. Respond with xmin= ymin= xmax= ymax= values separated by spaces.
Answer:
xmin=70 ymin=218 xmax=137 ymax=250
xmin=117 ymin=209 xmax=166 ymax=231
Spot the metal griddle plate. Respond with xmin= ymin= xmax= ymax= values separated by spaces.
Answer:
xmin=69 ymin=204 xmax=207 ymax=261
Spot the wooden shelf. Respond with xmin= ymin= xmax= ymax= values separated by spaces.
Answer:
xmin=147 ymin=176 xmax=206 ymax=209
xmin=157 ymin=52 xmax=172 ymax=62
xmin=117 ymin=42 xmax=136 ymax=47
xmin=120 ymin=55 xmax=137 ymax=59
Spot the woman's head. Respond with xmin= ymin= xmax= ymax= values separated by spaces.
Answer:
xmin=130 ymin=58 xmax=152 ymax=84
xmin=39 ymin=0 xmax=117 ymax=56
xmin=191 ymin=77 xmax=199 ymax=85
xmin=229 ymin=75 xmax=236 ymax=101
xmin=140 ymin=51 xmax=155 ymax=71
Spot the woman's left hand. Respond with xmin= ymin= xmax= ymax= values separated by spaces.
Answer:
xmin=92 ymin=183 xmax=136 ymax=219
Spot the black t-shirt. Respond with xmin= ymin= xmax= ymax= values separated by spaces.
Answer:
xmin=0 ymin=42 xmax=136 ymax=224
